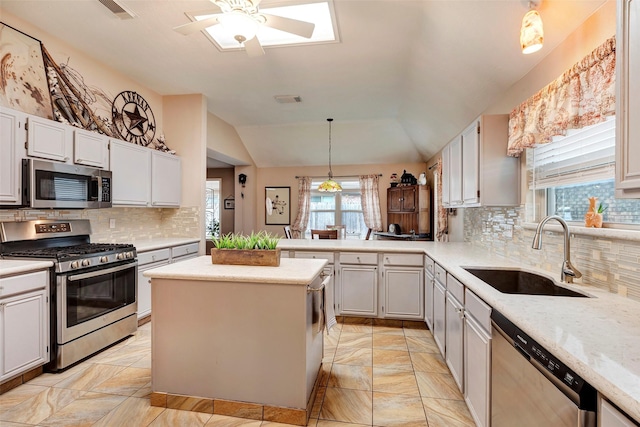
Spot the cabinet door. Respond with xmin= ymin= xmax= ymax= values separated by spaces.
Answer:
xmin=339 ymin=265 xmax=378 ymax=316
xmin=383 ymin=267 xmax=423 ymax=319
xmin=109 ymin=139 xmax=151 ymax=206
xmin=137 ymin=260 xmax=170 ymax=319
xmin=0 ymin=109 xmax=26 ymax=205
xmin=464 ymin=315 xmax=491 ymax=427
xmin=388 ymin=188 xmax=402 ymax=212
xmin=151 ymin=151 xmax=181 ymax=207
xmin=445 ymin=292 xmax=464 ymax=391
xmin=424 ymin=270 xmax=434 ymax=330
xmin=401 ymin=187 xmax=416 ymax=211
xmin=74 ymin=128 xmax=109 ymax=168
xmin=616 ymin=0 xmax=640 ymax=197
xmin=26 ymin=116 xmax=71 ymax=162
xmin=462 ymin=121 xmax=480 ymax=205
xmin=0 ymin=290 xmax=48 ymax=381
xmin=441 ymin=144 xmax=450 ymax=206
xmin=599 ymin=397 xmax=638 ymax=427
xmin=433 ymin=279 xmax=446 ymax=357
xmin=449 ymin=136 xmax=463 ymax=206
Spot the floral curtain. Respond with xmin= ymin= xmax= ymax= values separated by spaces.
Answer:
xmin=291 ymin=176 xmax=312 ymax=238
xmin=359 ymin=175 xmax=383 ymax=233
xmin=435 ymin=160 xmax=448 ymax=242
xmin=507 ymin=36 xmax=616 ymax=157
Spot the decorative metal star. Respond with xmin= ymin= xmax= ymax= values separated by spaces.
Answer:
xmin=124 ymin=105 xmax=148 ymax=134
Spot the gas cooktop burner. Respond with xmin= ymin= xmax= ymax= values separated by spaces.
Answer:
xmin=4 ymin=243 xmax=135 ymax=260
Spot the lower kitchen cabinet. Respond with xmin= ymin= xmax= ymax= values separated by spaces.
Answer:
xmin=424 ymin=256 xmax=435 ymax=329
xmin=599 ymin=396 xmax=639 ymax=427
xmin=445 ymin=285 xmax=464 ymax=391
xmin=464 ymin=296 xmax=491 ymax=427
xmin=137 ymin=248 xmax=171 ymax=320
xmin=0 ymin=270 xmax=49 ymax=383
xmin=339 ymin=265 xmax=378 ymax=316
xmin=433 ymin=276 xmax=446 ymax=356
xmin=383 ymin=267 xmax=423 ymax=319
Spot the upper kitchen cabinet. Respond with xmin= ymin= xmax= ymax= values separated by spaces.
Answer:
xmin=73 ymin=128 xmax=109 ymax=169
xmin=616 ymin=0 xmax=640 ymax=198
xmin=0 ymin=108 xmax=27 ymax=206
xmin=109 ymin=139 xmax=181 ymax=208
xmin=442 ymin=115 xmax=520 ymax=208
xmin=26 ymin=115 xmax=72 ymax=162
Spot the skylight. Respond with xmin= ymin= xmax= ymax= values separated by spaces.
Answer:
xmin=192 ymin=1 xmax=337 ymax=52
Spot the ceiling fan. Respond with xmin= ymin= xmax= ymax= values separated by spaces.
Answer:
xmin=173 ymin=0 xmax=316 ymax=57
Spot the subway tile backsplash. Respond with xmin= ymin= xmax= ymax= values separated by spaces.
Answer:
xmin=464 ymin=207 xmax=640 ymax=302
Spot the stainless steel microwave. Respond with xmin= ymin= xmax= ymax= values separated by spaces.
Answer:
xmin=24 ymin=159 xmax=112 ymax=209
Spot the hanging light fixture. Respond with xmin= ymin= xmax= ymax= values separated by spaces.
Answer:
xmin=520 ymin=0 xmax=544 ymax=54
xmin=318 ymin=118 xmax=342 ymax=192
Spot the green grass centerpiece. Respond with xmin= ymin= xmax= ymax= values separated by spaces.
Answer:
xmin=210 ymin=231 xmax=281 ymax=266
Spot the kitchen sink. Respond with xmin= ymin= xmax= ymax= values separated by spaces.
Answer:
xmin=463 ymin=268 xmax=589 ymax=297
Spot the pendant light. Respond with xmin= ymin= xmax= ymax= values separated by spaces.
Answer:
xmin=520 ymin=0 xmax=544 ymax=54
xmin=318 ymin=118 xmax=342 ymax=192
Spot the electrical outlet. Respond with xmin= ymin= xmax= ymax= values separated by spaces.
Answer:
xmin=503 ymin=224 xmax=513 ymax=238
xmin=109 ymin=218 xmax=116 ymax=229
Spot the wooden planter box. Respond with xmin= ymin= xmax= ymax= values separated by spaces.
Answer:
xmin=211 ymin=248 xmax=281 ymax=267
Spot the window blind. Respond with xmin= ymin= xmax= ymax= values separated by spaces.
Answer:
xmin=528 ymin=116 xmax=615 ymax=190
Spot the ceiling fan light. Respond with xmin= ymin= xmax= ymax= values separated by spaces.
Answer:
xmin=217 ymin=11 xmax=259 ymax=42
xmin=318 ymin=178 xmax=342 ymax=192
xmin=520 ymin=9 xmax=544 ymax=54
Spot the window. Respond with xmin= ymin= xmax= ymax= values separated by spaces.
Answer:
xmin=205 ymin=180 xmax=221 ymax=239
xmin=307 ymin=179 xmax=368 ymax=239
xmin=527 ymin=116 xmax=640 ymax=226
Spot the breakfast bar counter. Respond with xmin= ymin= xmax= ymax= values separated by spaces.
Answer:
xmin=143 ymin=256 xmax=328 ymax=426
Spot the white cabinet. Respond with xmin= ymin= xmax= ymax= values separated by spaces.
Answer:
xmin=445 ymin=274 xmax=464 ymax=391
xmin=110 ymin=139 xmax=151 ymax=206
xmin=441 ymin=143 xmax=451 ymax=206
xmin=137 ymin=248 xmax=171 ymax=320
xmin=26 ymin=115 xmax=72 ymax=162
xmin=0 ymin=270 xmax=49 ymax=382
xmin=424 ymin=256 xmax=435 ymax=330
xmin=151 ymin=150 xmax=181 ymax=207
xmin=170 ymin=242 xmax=199 ymax=263
xmin=464 ymin=289 xmax=492 ymax=427
xmin=338 ymin=254 xmax=378 ymax=317
xmin=74 ymin=128 xmax=109 ymax=169
xmin=599 ymin=396 xmax=639 ymax=427
xmin=616 ymin=0 xmax=640 ymax=198
xmin=0 ymin=108 xmax=26 ymax=206
xmin=442 ymin=115 xmax=519 ymax=208
xmin=382 ymin=253 xmax=423 ymax=320
xmin=432 ymin=266 xmax=446 ymax=357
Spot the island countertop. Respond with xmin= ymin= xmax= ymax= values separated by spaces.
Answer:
xmin=143 ymin=255 xmax=327 ymax=284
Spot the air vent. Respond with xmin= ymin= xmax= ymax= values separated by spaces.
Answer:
xmin=97 ymin=0 xmax=136 ymax=19
xmin=274 ymin=95 xmax=303 ymax=104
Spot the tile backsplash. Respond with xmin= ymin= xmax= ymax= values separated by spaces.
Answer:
xmin=0 ymin=206 xmax=201 ymax=243
xmin=464 ymin=206 xmax=640 ymax=302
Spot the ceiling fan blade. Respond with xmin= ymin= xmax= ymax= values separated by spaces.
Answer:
xmin=261 ymin=13 xmax=315 ymax=38
xmin=244 ymin=37 xmax=265 ymax=57
xmin=173 ymin=15 xmax=220 ymax=35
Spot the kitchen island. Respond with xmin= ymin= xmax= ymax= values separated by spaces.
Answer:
xmin=143 ymin=256 xmax=328 ymax=426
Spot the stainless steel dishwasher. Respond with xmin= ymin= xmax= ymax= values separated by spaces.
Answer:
xmin=491 ymin=310 xmax=597 ymax=427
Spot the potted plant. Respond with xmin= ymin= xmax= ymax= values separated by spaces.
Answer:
xmin=210 ymin=231 xmax=281 ymax=266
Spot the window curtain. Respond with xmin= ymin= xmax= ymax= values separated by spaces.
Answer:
xmin=507 ymin=36 xmax=616 ymax=157
xmin=435 ymin=160 xmax=448 ymax=242
xmin=359 ymin=174 xmax=383 ymax=232
xmin=291 ymin=176 xmax=312 ymax=238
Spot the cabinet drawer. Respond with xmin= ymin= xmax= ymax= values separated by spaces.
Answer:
xmin=425 ymin=256 xmax=435 ymax=275
xmin=383 ymin=253 xmax=423 ymax=266
xmin=172 ymin=243 xmax=199 ymax=259
xmin=340 ymin=252 xmax=377 ymax=265
xmin=0 ymin=270 xmax=48 ymax=298
xmin=138 ymin=248 xmax=171 ymax=265
xmin=465 ymin=288 xmax=491 ymax=332
xmin=434 ymin=264 xmax=446 ymax=286
xmin=295 ymin=251 xmax=334 ymax=263
xmin=447 ymin=273 xmax=464 ymax=302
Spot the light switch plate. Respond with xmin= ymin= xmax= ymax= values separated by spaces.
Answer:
xmin=109 ymin=218 xmax=116 ymax=229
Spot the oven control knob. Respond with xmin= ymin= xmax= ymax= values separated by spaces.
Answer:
xmin=82 ymin=259 xmax=91 ymax=267
xmin=126 ymin=251 xmax=134 ymax=259
xmin=99 ymin=256 xmax=109 ymax=263
xmin=70 ymin=261 xmax=80 ymax=269
xmin=116 ymin=253 xmax=124 ymax=260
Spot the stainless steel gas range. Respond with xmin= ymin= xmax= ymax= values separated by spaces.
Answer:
xmin=0 ymin=220 xmax=137 ymax=371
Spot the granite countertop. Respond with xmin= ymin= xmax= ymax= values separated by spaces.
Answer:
xmin=123 ymin=237 xmax=200 ymax=253
xmin=0 ymin=260 xmax=53 ymax=277
xmin=277 ymin=239 xmax=640 ymax=421
xmin=143 ymin=256 xmax=327 ymax=285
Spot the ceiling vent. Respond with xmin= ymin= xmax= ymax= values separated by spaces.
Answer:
xmin=274 ymin=95 xmax=303 ymax=104
xmin=97 ymin=0 xmax=136 ymax=19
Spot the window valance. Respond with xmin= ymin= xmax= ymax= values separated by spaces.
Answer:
xmin=507 ymin=36 xmax=616 ymax=157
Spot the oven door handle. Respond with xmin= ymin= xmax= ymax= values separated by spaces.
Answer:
xmin=67 ymin=262 xmax=137 ymax=281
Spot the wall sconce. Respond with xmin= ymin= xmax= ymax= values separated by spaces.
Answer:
xmin=521 ymin=0 xmax=544 ymax=54
xmin=238 ymin=174 xmax=247 ymax=187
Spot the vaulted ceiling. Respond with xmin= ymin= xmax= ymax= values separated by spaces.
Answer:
xmin=1 ymin=0 xmax=607 ymax=167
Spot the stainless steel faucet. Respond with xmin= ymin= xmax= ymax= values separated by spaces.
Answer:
xmin=532 ymin=215 xmax=582 ymax=283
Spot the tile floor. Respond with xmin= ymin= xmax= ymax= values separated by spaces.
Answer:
xmin=0 ymin=317 xmax=475 ymax=427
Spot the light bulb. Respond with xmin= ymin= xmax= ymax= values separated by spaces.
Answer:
xmin=520 ymin=9 xmax=544 ymax=54
xmin=217 ymin=11 xmax=259 ymax=43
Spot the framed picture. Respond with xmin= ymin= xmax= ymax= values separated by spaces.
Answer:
xmin=224 ymin=197 xmax=235 ymax=210
xmin=265 ymin=187 xmax=290 ymax=225
xmin=0 ymin=23 xmax=53 ymax=119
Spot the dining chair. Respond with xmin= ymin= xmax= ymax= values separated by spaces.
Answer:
xmin=326 ymin=225 xmax=346 ymax=239
xmin=311 ymin=229 xmax=338 ymax=239
xmin=283 ymin=226 xmax=293 ymax=239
